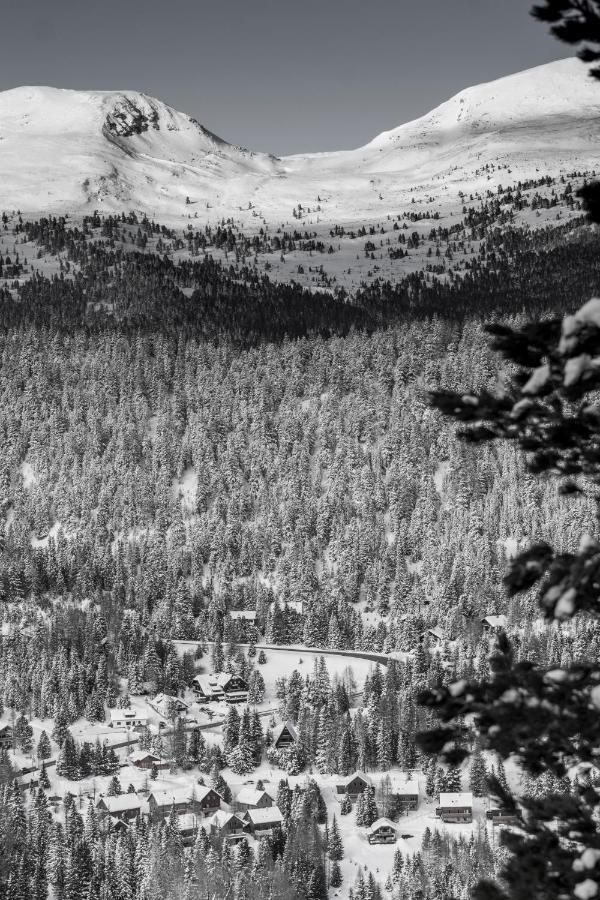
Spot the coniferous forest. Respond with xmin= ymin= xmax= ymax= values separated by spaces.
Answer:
xmin=3 ymin=3 xmax=600 ymax=899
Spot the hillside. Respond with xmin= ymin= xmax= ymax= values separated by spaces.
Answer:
xmin=1 ymin=58 xmax=598 ymax=232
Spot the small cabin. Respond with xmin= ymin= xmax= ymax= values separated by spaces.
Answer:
xmin=127 ymin=750 xmax=170 ymax=771
xmin=110 ymin=709 xmax=148 ymax=729
xmin=149 ymin=693 xmax=189 ymax=719
xmin=273 ymin=721 xmax=298 ymax=750
xmin=486 ymin=808 xmax=519 ymax=825
xmin=336 ymin=771 xmax=372 ymax=801
xmin=436 ymin=792 xmax=473 ymax=824
xmin=229 ymin=611 xmax=257 ymax=623
xmin=96 ymin=794 xmax=144 ymax=822
xmin=368 ymin=818 xmax=398 ymax=845
xmin=244 ymin=806 xmax=283 ymax=834
xmin=389 ymin=776 xmax=420 ymax=811
xmin=235 ymin=788 xmax=273 ymax=811
xmin=0 ymin=724 xmax=13 ymax=750
xmin=207 ymin=810 xmax=248 ymax=842
xmin=419 ymin=626 xmax=444 ymax=644
xmin=482 ymin=615 xmax=507 ymax=632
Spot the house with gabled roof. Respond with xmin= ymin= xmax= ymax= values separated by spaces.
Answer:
xmin=96 ymin=794 xmax=144 ymax=821
xmin=127 ymin=750 xmax=170 ymax=771
xmin=482 ymin=614 xmax=507 ymax=631
xmin=149 ymin=693 xmax=189 ymax=718
xmin=436 ymin=792 xmax=473 ymax=823
xmin=368 ymin=817 xmax=398 ymax=844
xmin=235 ymin=787 xmax=273 ymax=811
xmin=336 ymin=771 xmax=372 ymax=800
xmin=273 ymin=721 xmax=298 ymax=749
xmin=148 ymin=785 xmax=222 ymax=819
xmin=206 ymin=810 xmax=248 ymax=842
xmin=192 ymin=672 xmax=248 ymax=704
xmin=243 ymin=806 xmax=283 ymax=834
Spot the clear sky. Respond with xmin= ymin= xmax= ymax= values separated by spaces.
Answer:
xmin=0 ymin=0 xmax=570 ymax=156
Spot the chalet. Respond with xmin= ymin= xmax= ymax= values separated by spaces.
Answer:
xmin=368 ymin=818 xmax=398 ymax=845
xmin=436 ymin=792 xmax=473 ymax=824
xmin=96 ymin=794 xmax=144 ymax=821
xmin=336 ymin=771 xmax=372 ymax=801
xmin=192 ymin=672 xmax=248 ymax=704
xmin=109 ymin=817 xmax=130 ymax=835
xmin=0 ymin=724 xmax=13 ymax=750
xmin=482 ymin=615 xmax=507 ymax=632
xmin=235 ymin=788 xmax=273 ymax=811
xmin=229 ymin=610 xmax=257 ymax=622
xmin=148 ymin=785 xmax=222 ymax=820
xmin=273 ymin=721 xmax=298 ymax=749
xmin=110 ymin=709 xmax=148 ymax=729
xmin=207 ymin=810 xmax=248 ymax=842
xmin=420 ymin=626 xmax=444 ymax=643
xmin=127 ymin=750 xmax=170 ymax=771
xmin=149 ymin=694 xmax=189 ymax=718
xmin=389 ymin=776 xmax=420 ymax=811
xmin=244 ymin=806 xmax=283 ymax=834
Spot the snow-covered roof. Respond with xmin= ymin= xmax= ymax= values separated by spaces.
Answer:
xmin=128 ymin=750 xmax=159 ymax=764
xmin=244 ymin=806 xmax=283 ymax=826
xmin=229 ymin=610 xmax=257 ymax=621
xmin=368 ymin=817 xmax=398 ymax=834
xmin=389 ymin=776 xmax=419 ymax=795
xmin=439 ymin=792 xmax=473 ymax=808
xmin=97 ymin=794 xmax=143 ymax=813
xmin=207 ymin=810 xmax=246 ymax=829
xmin=424 ymin=626 xmax=444 ymax=640
xmin=111 ymin=709 xmax=147 ymax=723
xmin=482 ymin=615 xmax=507 ymax=628
xmin=149 ymin=788 xmax=197 ymax=807
xmin=273 ymin=721 xmax=298 ymax=743
xmin=151 ymin=693 xmax=189 ymax=712
xmin=236 ymin=788 xmax=272 ymax=806
xmin=341 ymin=771 xmax=371 ymax=787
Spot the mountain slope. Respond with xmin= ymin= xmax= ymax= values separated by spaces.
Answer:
xmin=0 ymin=59 xmax=598 ymax=226
xmin=0 ymin=86 xmax=280 ymax=216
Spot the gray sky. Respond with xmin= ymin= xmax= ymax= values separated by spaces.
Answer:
xmin=0 ymin=0 xmax=570 ymax=156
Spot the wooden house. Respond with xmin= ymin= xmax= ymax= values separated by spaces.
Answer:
xmin=96 ymin=794 xmax=144 ymax=822
xmin=336 ymin=771 xmax=372 ymax=801
xmin=192 ymin=672 xmax=248 ymax=704
xmin=367 ymin=818 xmax=398 ymax=845
xmin=127 ymin=750 xmax=170 ymax=771
xmin=235 ymin=788 xmax=273 ymax=811
xmin=229 ymin=611 xmax=257 ymax=623
xmin=389 ymin=776 xmax=420 ymax=811
xmin=436 ymin=792 xmax=473 ymax=824
xmin=243 ymin=806 xmax=283 ymax=835
xmin=273 ymin=721 xmax=298 ymax=749
xmin=419 ymin=626 xmax=444 ymax=643
xmin=148 ymin=785 xmax=222 ymax=820
xmin=149 ymin=693 xmax=189 ymax=718
xmin=207 ymin=810 xmax=248 ymax=842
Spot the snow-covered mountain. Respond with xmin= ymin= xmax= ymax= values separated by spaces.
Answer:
xmin=1 ymin=58 xmax=599 ymax=225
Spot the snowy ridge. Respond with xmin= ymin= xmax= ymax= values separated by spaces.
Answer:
xmin=0 ymin=58 xmax=599 ymax=224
